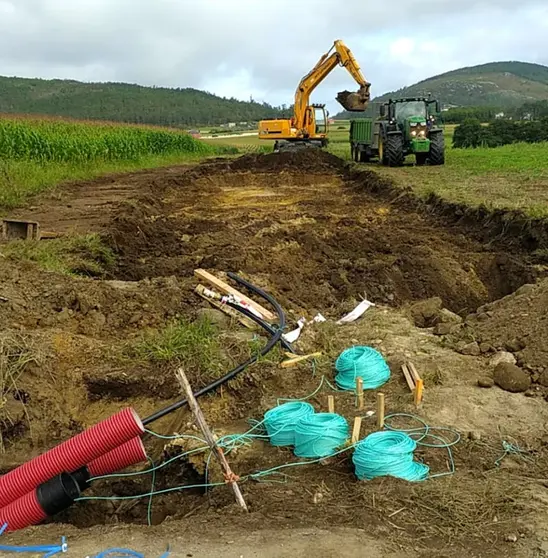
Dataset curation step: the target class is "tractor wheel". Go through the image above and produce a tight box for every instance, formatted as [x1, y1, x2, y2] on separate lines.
[429, 132, 445, 165]
[385, 134, 404, 167]
[359, 151, 370, 163]
[415, 153, 428, 166]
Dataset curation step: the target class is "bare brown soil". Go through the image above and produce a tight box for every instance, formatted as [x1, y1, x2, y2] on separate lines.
[2, 150, 548, 558]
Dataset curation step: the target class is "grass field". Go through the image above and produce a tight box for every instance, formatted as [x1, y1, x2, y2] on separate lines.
[0, 115, 229, 211]
[206, 121, 548, 217]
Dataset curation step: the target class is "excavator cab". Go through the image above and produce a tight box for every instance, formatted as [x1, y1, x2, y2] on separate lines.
[312, 104, 328, 135]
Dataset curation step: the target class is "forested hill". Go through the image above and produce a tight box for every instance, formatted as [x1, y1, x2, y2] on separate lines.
[0, 76, 286, 127]
[335, 61, 548, 119]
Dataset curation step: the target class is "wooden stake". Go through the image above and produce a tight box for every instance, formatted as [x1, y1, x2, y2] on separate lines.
[356, 377, 364, 411]
[352, 417, 362, 444]
[194, 269, 276, 322]
[376, 392, 385, 429]
[414, 379, 424, 407]
[327, 395, 335, 414]
[175, 368, 248, 512]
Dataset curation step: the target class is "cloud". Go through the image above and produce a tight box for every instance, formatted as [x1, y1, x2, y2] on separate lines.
[0, 0, 547, 112]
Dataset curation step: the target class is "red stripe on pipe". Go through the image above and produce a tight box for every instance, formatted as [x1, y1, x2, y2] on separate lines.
[87, 437, 147, 477]
[0, 408, 143, 508]
[0, 491, 46, 532]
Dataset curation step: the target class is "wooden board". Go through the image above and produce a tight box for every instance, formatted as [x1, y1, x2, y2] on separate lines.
[194, 285, 255, 329]
[280, 352, 322, 369]
[401, 363, 416, 392]
[194, 269, 276, 322]
[407, 361, 422, 383]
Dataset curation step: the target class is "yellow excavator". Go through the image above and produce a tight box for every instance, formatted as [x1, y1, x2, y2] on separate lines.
[258, 40, 370, 151]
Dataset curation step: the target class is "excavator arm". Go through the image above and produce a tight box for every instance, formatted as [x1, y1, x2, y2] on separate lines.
[293, 40, 371, 131]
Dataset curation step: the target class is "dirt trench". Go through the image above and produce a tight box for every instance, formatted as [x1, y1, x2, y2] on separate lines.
[105, 150, 538, 317]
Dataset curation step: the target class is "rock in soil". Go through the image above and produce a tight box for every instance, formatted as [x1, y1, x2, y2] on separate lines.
[489, 351, 517, 367]
[494, 362, 531, 393]
[436, 308, 463, 324]
[477, 377, 494, 388]
[505, 338, 526, 353]
[433, 322, 455, 336]
[538, 370, 548, 387]
[458, 341, 481, 356]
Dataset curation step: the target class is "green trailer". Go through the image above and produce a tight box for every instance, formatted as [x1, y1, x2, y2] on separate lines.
[349, 96, 445, 166]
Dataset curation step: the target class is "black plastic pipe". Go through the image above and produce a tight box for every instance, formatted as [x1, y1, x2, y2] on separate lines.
[37, 472, 81, 517]
[142, 274, 286, 426]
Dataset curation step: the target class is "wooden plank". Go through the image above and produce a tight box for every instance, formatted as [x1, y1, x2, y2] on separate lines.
[327, 395, 335, 414]
[175, 368, 248, 512]
[401, 364, 416, 392]
[376, 392, 385, 429]
[414, 379, 424, 407]
[356, 377, 364, 411]
[194, 285, 255, 329]
[280, 352, 322, 369]
[407, 361, 422, 383]
[352, 417, 362, 444]
[194, 269, 276, 322]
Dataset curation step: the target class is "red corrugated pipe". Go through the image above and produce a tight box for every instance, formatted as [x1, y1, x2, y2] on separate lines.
[87, 436, 147, 477]
[0, 408, 143, 509]
[0, 439, 147, 533]
[0, 491, 45, 533]
[0, 472, 81, 532]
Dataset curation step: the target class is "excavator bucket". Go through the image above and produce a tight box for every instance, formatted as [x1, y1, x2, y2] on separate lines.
[336, 85, 371, 112]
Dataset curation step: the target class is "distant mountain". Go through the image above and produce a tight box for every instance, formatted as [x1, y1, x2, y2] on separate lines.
[0, 76, 286, 127]
[334, 61, 548, 119]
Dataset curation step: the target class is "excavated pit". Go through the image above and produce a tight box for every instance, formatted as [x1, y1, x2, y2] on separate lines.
[105, 150, 538, 317]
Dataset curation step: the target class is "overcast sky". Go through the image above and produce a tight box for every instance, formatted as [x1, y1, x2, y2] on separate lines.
[1, 0, 547, 112]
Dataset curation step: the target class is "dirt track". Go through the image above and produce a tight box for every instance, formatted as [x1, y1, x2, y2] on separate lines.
[2, 150, 548, 557]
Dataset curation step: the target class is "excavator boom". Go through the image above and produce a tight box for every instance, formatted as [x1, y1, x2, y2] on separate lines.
[258, 39, 370, 146]
[293, 40, 370, 129]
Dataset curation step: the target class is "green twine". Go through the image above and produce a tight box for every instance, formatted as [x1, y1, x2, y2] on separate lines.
[335, 346, 390, 391]
[353, 431, 429, 481]
[294, 413, 349, 458]
[263, 402, 315, 446]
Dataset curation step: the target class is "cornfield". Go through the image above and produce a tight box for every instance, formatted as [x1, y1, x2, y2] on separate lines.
[0, 116, 215, 163]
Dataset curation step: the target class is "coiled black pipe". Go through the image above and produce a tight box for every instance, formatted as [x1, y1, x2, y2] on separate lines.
[224, 301, 295, 354]
[142, 274, 286, 426]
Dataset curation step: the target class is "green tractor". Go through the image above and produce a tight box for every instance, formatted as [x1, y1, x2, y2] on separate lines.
[349, 96, 445, 166]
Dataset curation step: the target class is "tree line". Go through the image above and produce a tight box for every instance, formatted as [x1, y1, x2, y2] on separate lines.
[442, 99, 548, 124]
[0, 76, 291, 127]
[453, 117, 548, 148]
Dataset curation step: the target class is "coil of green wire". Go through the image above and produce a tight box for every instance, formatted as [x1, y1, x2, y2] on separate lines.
[335, 346, 390, 391]
[263, 402, 315, 446]
[352, 430, 429, 482]
[294, 413, 349, 458]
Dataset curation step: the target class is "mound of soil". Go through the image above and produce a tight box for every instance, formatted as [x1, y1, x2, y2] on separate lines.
[0, 260, 195, 338]
[462, 280, 548, 373]
[228, 149, 347, 173]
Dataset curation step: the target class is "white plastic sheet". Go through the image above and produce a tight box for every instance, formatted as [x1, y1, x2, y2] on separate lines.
[336, 299, 375, 325]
